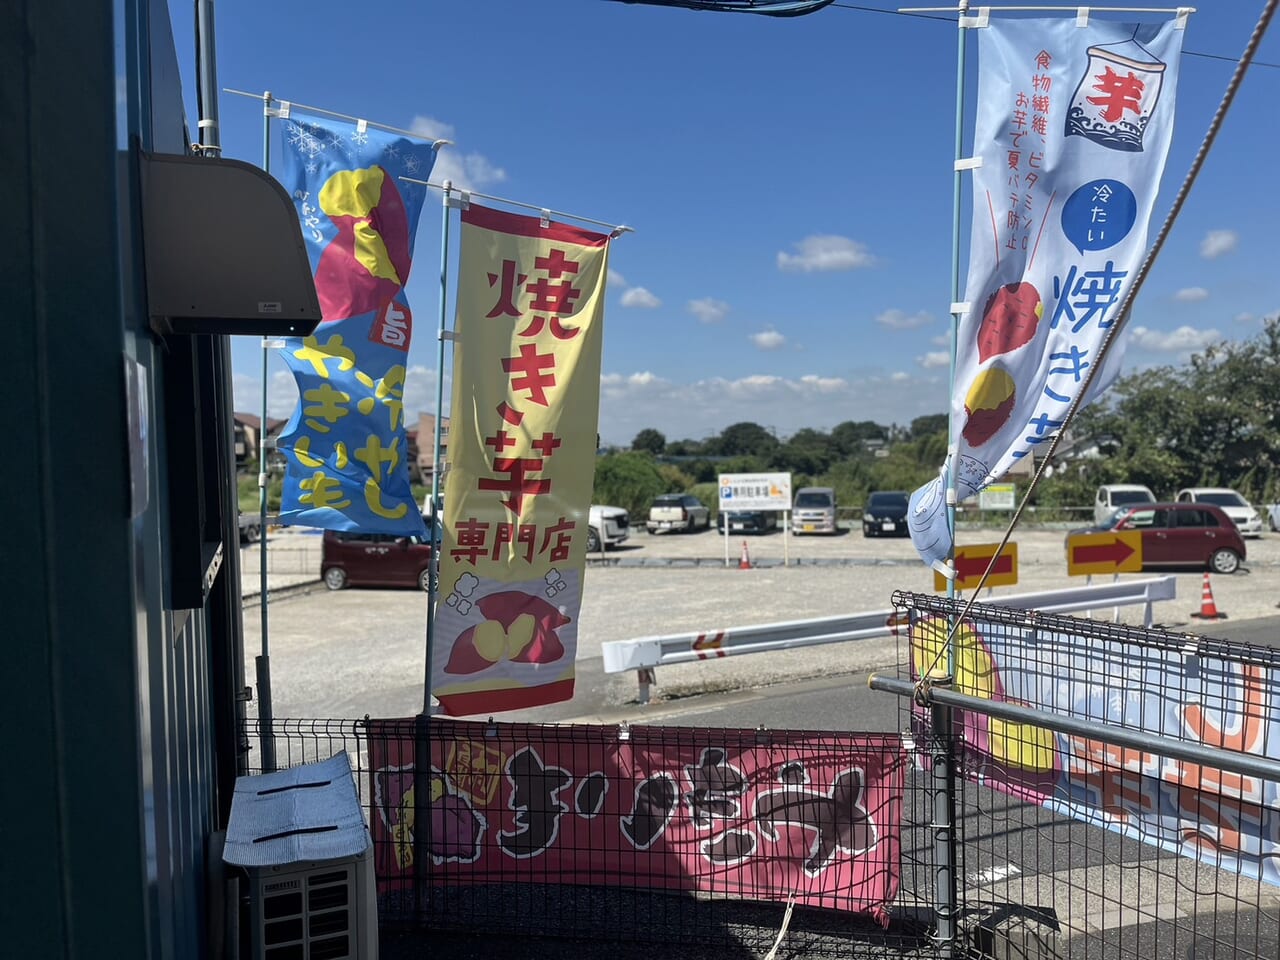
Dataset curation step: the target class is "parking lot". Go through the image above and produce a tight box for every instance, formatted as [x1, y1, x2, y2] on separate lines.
[239, 523, 1280, 724]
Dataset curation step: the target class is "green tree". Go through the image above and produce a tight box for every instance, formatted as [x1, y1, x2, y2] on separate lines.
[631, 428, 666, 455]
[831, 419, 889, 457]
[773, 427, 833, 475]
[908, 413, 949, 441]
[591, 452, 667, 519]
[713, 421, 779, 458]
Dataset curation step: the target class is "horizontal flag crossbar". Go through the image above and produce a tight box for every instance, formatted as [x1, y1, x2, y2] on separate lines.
[898, 6, 1196, 14]
[222, 88, 453, 145]
[601, 577, 1177, 674]
[398, 176, 634, 236]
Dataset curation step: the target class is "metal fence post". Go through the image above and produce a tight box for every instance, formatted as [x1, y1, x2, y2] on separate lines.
[929, 675, 960, 958]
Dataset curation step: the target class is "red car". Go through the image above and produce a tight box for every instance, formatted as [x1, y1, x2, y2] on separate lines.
[1074, 502, 1247, 575]
[321, 529, 435, 591]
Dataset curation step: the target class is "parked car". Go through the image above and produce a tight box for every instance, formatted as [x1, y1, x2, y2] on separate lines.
[862, 490, 910, 538]
[716, 510, 779, 534]
[321, 527, 436, 591]
[792, 486, 838, 535]
[238, 512, 263, 543]
[587, 504, 630, 552]
[1174, 487, 1264, 538]
[1093, 483, 1156, 527]
[646, 493, 711, 534]
[1066, 502, 1247, 574]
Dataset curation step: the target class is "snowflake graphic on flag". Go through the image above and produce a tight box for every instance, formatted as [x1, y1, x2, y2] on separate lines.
[287, 123, 327, 159]
[350, 128, 369, 147]
[404, 153, 422, 174]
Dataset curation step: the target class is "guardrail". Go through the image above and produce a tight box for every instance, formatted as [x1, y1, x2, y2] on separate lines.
[601, 577, 1177, 702]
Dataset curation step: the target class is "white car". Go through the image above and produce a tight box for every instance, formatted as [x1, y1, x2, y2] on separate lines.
[587, 505, 630, 552]
[1174, 487, 1264, 538]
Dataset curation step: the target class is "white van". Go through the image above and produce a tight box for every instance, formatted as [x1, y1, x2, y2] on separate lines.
[1093, 484, 1156, 526]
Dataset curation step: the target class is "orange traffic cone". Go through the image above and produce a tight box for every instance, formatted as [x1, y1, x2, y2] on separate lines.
[739, 540, 753, 570]
[1191, 572, 1226, 620]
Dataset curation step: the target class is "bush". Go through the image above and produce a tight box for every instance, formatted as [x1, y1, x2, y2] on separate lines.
[592, 452, 667, 519]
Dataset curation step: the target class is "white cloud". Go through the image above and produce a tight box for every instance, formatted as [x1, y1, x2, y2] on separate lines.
[749, 329, 787, 350]
[875, 308, 933, 330]
[620, 286, 662, 308]
[891, 371, 911, 382]
[409, 115, 506, 192]
[777, 235, 875, 273]
[607, 268, 627, 288]
[799, 374, 848, 392]
[687, 297, 730, 324]
[917, 351, 950, 369]
[1199, 229, 1238, 260]
[930, 333, 950, 347]
[1130, 325, 1222, 353]
[1173, 287, 1209, 302]
[595, 369, 944, 445]
[1235, 312, 1256, 324]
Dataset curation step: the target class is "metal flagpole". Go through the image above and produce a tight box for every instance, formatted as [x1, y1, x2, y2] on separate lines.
[257, 90, 277, 773]
[944, 4, 970, 644]
[936, 4, 971, 956]
[415, 177, 455, 916]
[423, 179, 454, 717]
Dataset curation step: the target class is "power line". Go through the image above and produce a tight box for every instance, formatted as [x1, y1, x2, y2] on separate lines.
[829, 2, 1280, 68]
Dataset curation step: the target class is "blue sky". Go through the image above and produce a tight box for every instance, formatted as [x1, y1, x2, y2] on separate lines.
[169, 0, 1280, 446]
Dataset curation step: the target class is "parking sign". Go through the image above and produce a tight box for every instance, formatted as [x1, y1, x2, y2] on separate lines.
[717, 473, 791, 511]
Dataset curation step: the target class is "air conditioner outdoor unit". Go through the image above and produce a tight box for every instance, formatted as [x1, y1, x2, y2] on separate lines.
[224, 752, 378, 960]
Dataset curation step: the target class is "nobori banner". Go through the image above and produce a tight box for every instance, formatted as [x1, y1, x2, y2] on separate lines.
[719, 472, 792, 511]
[274, 117, 439, 535]
[910, 614, 1280, 886]
[910, 18, 1185, 571]
[367, 719, 905, 920]
[433, 206, 611, 716]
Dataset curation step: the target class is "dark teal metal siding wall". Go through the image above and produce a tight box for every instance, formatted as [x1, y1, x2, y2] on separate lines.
[2, 1, 245, 957]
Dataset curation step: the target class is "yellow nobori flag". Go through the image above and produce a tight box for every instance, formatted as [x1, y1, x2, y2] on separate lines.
[432, 204, 610, 716]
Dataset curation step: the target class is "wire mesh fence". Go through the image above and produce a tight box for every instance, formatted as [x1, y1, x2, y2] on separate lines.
[893, 589, 1280, 959]
[246, 718, 940, 958]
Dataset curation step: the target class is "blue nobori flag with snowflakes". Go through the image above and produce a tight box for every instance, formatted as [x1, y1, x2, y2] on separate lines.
[909, 17, 1184, 572]
[274, 117, 438, 534]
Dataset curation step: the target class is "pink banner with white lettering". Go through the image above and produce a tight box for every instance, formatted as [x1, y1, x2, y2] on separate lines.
[367, 720, 905, 920]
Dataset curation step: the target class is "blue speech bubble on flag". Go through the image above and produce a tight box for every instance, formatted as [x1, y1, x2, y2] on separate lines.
[1061, 179, 1137, 255]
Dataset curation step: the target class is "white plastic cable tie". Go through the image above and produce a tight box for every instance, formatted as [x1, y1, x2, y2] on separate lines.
[198, 118, 217, 129]
[947, 443, 959, 458]
[440, 330, 459, 342]
[540, 208, 552, 229]
[954, 156, 983, 171]
[1076, 7, 1089, 28]
[945, 488, 958, 507]
[263, 338, 286, 349]
[959, 7, 990, 29]
[1175, 7, 1191, 30]
[950, 302, 970, 316]
[258, 473, 268, 488]
[356, 118, 368, 134]
[933, 560, 956, 580]
[277, 100, 291, 119]
[449, 188, 471, 211]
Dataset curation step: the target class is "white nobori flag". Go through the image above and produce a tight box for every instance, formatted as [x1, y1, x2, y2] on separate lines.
[910, 17, 1185, 573]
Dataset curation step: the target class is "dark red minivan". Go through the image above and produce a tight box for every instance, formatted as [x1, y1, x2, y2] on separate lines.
[321, 529, 435, 591]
